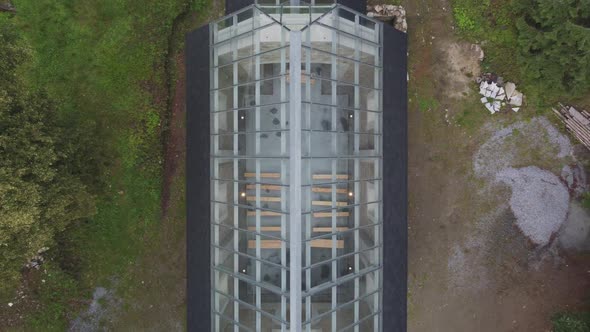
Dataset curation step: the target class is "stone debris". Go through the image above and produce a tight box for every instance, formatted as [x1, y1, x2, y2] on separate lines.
[69, 287, 122, 332]
[367, 4, 407, 33]
[470, 44, 485, 62]
[24, 254, 45, 270]
[477, 73, 524, 114]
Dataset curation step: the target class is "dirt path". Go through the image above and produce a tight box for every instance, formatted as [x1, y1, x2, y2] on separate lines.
[161, 52, 187, 219]
[402, 0, 590, 331]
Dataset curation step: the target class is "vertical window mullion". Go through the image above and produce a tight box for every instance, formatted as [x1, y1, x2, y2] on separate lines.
[231, 14, 240, 332]
[330, 11, 338, 332]
[353, 13, 361, 332]
[280, 25, 288, 332]
[288, 30, 303, 332]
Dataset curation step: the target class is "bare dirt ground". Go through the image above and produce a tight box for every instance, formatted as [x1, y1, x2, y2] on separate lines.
[401, 0, 590, 331]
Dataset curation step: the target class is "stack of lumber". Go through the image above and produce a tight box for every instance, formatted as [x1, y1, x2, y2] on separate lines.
[553, 104, 590, 149]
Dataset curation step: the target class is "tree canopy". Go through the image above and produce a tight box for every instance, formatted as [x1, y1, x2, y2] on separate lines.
[0, 17, 96, 296]
[514, 0, 590, 100]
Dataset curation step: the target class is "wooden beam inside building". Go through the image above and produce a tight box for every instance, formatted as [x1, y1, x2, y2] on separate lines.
[246, 211, 282, 216]
[248, 239, 344, 249]
[244, 172, 281, 178]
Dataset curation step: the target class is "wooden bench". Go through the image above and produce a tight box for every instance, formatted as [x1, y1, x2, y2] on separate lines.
[311, 187, 348, 194]
[248, 239, 344, 249]
[246, 184, 283, 191]
[246, 211, 282, 216]
[246, 185, 346, 195]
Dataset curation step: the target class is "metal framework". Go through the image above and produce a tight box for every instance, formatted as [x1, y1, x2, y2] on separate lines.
[210, 2, 383, 331]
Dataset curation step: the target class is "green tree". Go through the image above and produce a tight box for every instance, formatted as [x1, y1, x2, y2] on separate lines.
[514, 0, 590, 101]
[0, 17, 95, 297]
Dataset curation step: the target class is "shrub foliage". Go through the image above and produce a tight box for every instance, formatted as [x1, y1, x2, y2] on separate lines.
[514, 0, 590, 101]
[0, 18, 96, 297]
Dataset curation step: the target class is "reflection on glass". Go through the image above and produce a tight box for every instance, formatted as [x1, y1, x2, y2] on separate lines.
[210, 3, 383, 331]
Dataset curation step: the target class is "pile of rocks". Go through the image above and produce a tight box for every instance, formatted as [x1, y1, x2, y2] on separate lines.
[23, 246, 49, 270]
[477, 73, 524, 114]
[367, 5, 407, 33]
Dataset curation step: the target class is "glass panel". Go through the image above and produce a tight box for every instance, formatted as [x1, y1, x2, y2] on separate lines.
[360, 40, 379, 66]
[310, 311, 332, 331]
[309, 286, 332, 318]
[211, 5, 383, 330]
[305, 106, 372, 132]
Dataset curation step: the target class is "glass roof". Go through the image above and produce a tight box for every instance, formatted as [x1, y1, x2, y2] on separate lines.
[209, 3, 383, 331]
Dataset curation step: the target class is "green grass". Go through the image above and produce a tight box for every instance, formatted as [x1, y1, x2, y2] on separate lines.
[451, 0, 520, 86]
[5, 0, 211, 329]
[26, 262, 82, 331]
[454, 92, 489, 133]
[552, 311, 590, 332]
[418, 97, 440, 113]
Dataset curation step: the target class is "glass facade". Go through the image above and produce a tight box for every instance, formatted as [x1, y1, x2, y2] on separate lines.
[210, 2, 382, 331]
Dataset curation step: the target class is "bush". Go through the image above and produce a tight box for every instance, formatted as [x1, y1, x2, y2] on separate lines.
[552, 311, 590, 332]
[0, 17, 96, 299]
[453, 7, 477, 32]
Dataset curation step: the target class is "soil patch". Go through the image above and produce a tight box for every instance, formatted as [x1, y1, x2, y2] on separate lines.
[161, 52, 186, 217]
[404, 0, 590, 330]
[437, 40, 482, 99]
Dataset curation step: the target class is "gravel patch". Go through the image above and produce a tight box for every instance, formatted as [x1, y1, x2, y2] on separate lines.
[69, 287, 121, 332]
[474, 117, 573, 178]
[495, 166, 570, 246]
